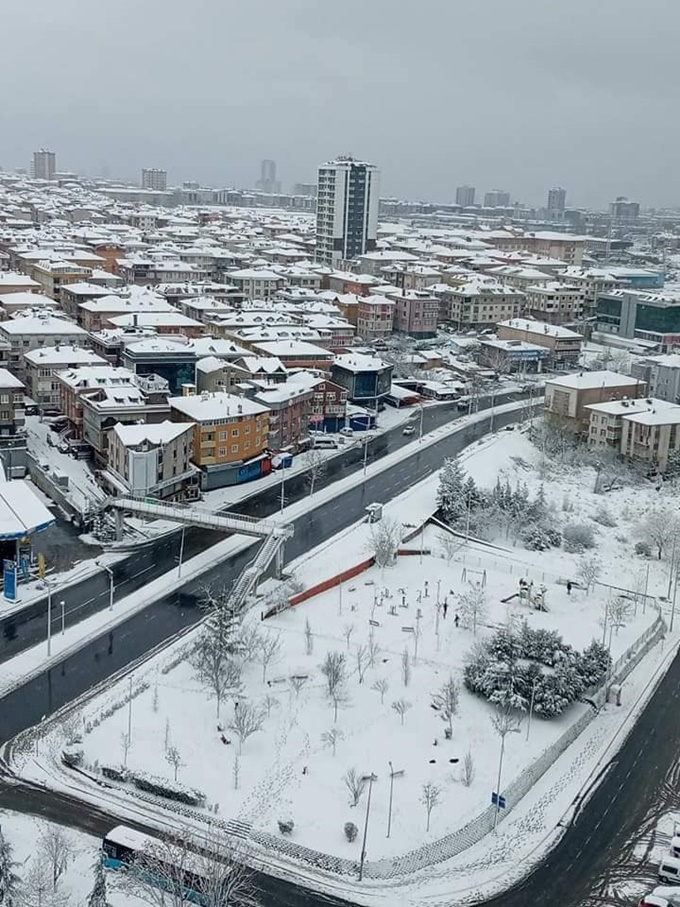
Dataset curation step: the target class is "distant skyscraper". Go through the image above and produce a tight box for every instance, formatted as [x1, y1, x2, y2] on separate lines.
[141, 168, 167, 191]
[32, 149, 56, 181]
[255, 159, 281, 194]
[456, 185, 476, 207]
[293, 182, 317, 198]
[610, 197, 640, 220]
[315, 155, 380, 266]
[547, 187, 567, 213]
[484, 189, 511, 208]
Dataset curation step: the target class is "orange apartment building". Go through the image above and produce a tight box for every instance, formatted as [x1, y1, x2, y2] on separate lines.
[169, 391, 270, 468]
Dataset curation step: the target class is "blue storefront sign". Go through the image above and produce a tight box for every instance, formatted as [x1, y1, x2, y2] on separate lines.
[4, 560, 17, 602]
[20, 556, 30, 582]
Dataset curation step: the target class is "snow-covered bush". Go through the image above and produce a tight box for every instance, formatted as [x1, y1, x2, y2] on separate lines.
[522, 524, 561, 551]
[635, 540, 652, 558]
[464, 626, 611, 718]
[344, 822, 358, 843]
[100, 764, 129, 781]
[278, 819, 295, 835]
[562, 522, 596, 553]
[593, 506, 617, 528]
[61, 746, 83, 767]
[130, 770, 206, 807]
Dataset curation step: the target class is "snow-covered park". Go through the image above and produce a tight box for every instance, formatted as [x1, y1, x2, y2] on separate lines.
[30, 424, 676, 876]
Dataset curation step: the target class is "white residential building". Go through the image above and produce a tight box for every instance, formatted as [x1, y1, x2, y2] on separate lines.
[315, 156, 380, 267]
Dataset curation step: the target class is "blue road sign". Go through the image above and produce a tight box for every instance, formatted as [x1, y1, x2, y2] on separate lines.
[491, 791, 506, 809]
[4, 560, 17, 602]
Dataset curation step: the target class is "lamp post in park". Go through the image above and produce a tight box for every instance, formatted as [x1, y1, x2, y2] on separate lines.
[358, 772, 378, 881]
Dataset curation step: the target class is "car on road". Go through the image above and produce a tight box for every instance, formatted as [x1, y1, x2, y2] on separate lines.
[456, 395, 471, 411]
[339, 426, 354, 437]
[402, 425, 416, 436]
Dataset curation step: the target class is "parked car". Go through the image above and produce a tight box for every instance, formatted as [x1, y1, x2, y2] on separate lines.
[339, 426, 354, 437]
[456, 396, 471, 411]
[402, 425, 416, 436]
[639, 887, 680, 907]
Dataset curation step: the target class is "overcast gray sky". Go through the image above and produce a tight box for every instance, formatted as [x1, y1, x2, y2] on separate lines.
[1, 0, 676, 208]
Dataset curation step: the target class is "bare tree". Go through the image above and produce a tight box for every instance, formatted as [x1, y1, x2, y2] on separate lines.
[431, 676, 460, 736]
[321, 728, 344, 756]
[367, 634, 381, 667]
[461, 748, 475, 787]
[391, 698, 412, 726]
[263, 694, 279, 718]
[371, 678, 389, 704]
[355, 644, 369, 684]
[38, 826, 73, 893]
[578, 555, 601, 595]
[420, 782, 442, 832]
[304, 618, 314, 656]
[491, 707, 522, 739]
[458, 582, 488, 634]
[257, 633, 282, 683]
[233, 754, 240, 791]
[343, 623, 355, 651]
[367, 518, 402, 570]
[235, 625, 262, 662]
[305, 448, 327, 496]
[124, 829, 256, 907]
[608, 595, 633, 636]
[121, 731, 132, 767]
[320, 651, 346, 697]
[343, 768, 367, 807]
[638, 509, 679, 559]
[401, 648, 411, 687]
[164, 718, 171, 753]
[191, 631, 242, 718]
[165, 745, 184, 781]
[20, 861, 68, 907]
[289, 676, 307, 697]
[438, 531, 462, 564]
[229, 701, 266, 754]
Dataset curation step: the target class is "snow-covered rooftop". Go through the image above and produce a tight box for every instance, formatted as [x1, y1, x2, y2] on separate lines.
[499, 319, 582, 339]
[113, 420, 193, 447]
[24, 346, 108, 366]
[548, 370, 645, 391]
[169, 391, 269, 421]
[333, 353, 389, 373]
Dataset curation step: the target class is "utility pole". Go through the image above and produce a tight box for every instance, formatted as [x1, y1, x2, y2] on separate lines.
[386, 762, 404, 839]
[177, 524, 186, 579]
[46, 583, 52, 657]
[358, 773, 377, 880]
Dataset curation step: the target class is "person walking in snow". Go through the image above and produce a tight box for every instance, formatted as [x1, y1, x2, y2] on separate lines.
[443, 599, 448, 619]
[566, 580, 572, 596]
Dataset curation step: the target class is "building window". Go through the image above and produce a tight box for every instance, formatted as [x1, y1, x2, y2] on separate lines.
[218, 447, 226, 456]
[219, 431, 227, 440]
[0, 395, 8, 404]
[231, 444, 238, 453]
[231, 428, 239, 437]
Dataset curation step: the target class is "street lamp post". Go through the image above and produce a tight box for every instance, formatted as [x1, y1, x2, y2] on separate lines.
[525, 678, 538, 742]
[177, 525, 186, 579]
[386, 762, 404, 839]
[46, 583, 52, 657]
[60, 600, 65, 636]
[280, 462, 287, 513]
[418, 404, 424, 443]
[97, 562, 114, 610]
[358, 772, 377, 881]
[363, 435, 370, 476]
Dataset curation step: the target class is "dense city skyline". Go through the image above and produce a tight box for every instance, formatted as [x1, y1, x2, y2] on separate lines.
[1, 0, 677, 208]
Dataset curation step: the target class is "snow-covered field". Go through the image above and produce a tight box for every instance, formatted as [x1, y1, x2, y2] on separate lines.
[35, 428, 672, 872]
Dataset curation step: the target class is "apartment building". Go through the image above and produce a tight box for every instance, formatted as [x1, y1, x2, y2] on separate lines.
[0, 369, 25, 437]
[254, 382, 314, 452]
[81, 381, 171, 463]
[631, 354, 680, 404]
[77, 294, 175, 332]
[228, 269, 286, 300]
[0, 313, 89, 381]
[544, 370, 646, 435]
[169, 391, 270, 487]
[523, 281, 585, 325]
[0, 272, 42, 295]
[106, 311, 204, 337]
[24, 346, 108, 409]
[387, 290, 439, 338]
[357, 295, 394, 340]
[286, 370, 348, 432]
[105, 421, 198, 502]
[30, 260, 94, 301]
[58, 366, 139, 437]
[497, 319, 583, 369]
[437, 280, 523, 330]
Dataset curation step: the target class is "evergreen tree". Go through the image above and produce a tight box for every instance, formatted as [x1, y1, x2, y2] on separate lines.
[0, 825, 19, 907]
[437, 458, 468, 525]
[87, 857, 109, 907]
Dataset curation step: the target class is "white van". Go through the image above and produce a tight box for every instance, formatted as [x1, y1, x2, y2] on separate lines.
[312, 436, 338, 449]
[659, 856, 680, 885]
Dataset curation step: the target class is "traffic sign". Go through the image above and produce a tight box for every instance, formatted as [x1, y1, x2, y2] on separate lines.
[491, 791, 506, 809]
